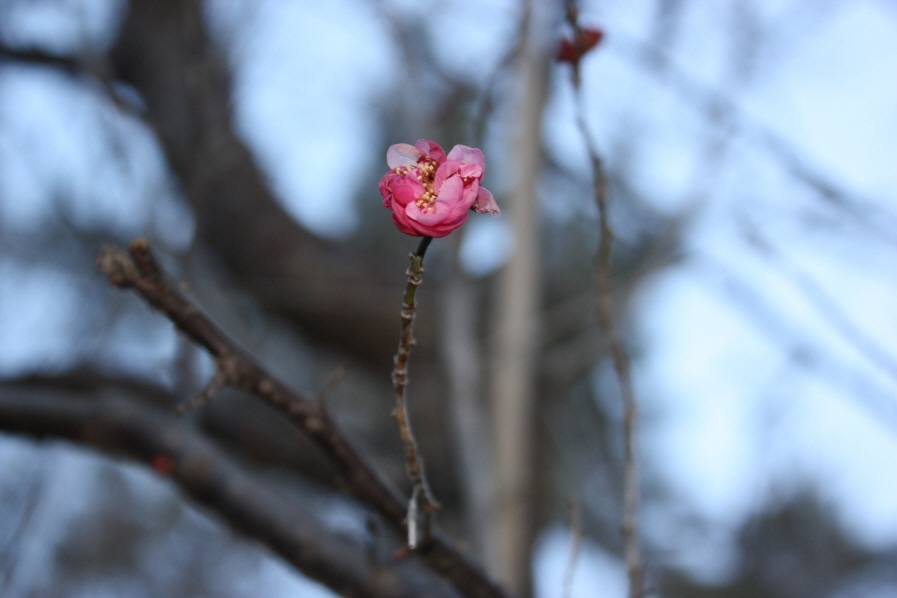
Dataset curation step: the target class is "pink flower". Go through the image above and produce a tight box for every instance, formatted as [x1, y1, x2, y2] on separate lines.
[379, 139, 500, 238]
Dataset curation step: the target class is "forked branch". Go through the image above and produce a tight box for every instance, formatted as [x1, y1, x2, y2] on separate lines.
[96, 239, 511, 598]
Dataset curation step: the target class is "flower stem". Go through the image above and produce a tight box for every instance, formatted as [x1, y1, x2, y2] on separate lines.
[392, 235, 439, 549]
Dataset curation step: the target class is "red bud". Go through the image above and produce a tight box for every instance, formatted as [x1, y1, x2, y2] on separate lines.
[152, 454, 174, 475]
[557, 26, 604, 66]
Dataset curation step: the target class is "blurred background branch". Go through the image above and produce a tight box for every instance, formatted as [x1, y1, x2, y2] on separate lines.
[0, 378, 461, 598]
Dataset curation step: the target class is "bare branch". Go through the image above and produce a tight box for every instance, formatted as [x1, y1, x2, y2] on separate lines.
[611, 34, 897, 245]
[0, 383, 460, 598]
[176, 368, 228, 414]
[562, 498, 583, 598]
[742, 223, 897, 387]
[316, 366, 348, 407]
[0, 44, 143, 117]
[0, 454, 46, 595]
[563, 3, 644, 596]
[0, 46, 85, 75]
[96, 239, 512, 598]
[391, 237, 440, 548]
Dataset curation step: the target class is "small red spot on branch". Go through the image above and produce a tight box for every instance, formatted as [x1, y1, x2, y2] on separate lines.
[558, 27, 604, 67]
[152, 454, 174, 475]
[392, 547, 409, 561]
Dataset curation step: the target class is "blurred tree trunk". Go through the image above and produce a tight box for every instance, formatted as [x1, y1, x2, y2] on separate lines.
[442, 258, 496, 562]
[488, 1, 553, 594]
[110, 0, 425, 369]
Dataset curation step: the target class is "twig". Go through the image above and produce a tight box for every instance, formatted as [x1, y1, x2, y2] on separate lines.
[175, 368, 227, 414]
[563, 3, 644, 597]
[407, 485, 421, 550]
[0, 45, 144, 118]
[391, 236, 440, 549]
[742, 222, 897, 386]
[96, 239, 511, 598]
[695, 254, 897, 432]
[609, 34, 897, 246]
[562, 497, 583, 598]
[0, 46, 84, 75]
[0, 456, 47, 596]
[315, 366, 347, 408]
[469, 0, 532, 145]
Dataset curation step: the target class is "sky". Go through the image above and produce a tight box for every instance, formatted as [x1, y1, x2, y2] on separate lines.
[1, 0, 896, 596]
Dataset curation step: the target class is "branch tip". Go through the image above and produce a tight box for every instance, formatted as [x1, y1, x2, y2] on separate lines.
[315, 366, 347, 410]
[176, 370, 228, 415]
[128, 238, 161, 278]
[96, 244, 138, 287]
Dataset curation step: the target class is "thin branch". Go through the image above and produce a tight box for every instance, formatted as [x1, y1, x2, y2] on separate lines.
[0, 44, 143, 118]
[695, 254, 897, 433]
[562, 498, 583, 598]
[742, 223, 897, 387]
[0, 456, 47, 596]
[469, 0, 532, 145]
[316, 366, 347, 408]
[95, 239, 511, 598]
[610, 33, 897, 246]
[563, 3, 644, 597]
[391, 236, 440, 549]
[0, 384, 457, 598]
[0, 46, 84, 75]
[176, 368, 228, 414]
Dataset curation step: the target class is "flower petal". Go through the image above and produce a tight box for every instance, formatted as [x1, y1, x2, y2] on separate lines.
[458, 162, 483, 179]
[434, 174, 464, 207]
[458, 179, 480, 212]
[473, 186, 500, 215]
[447, 145, 485, 170]
[387, 143, 425, 168]
[391, 212, 421, 236]
[406, 199, 450, 225]
[433, 161, 460, 194]
[415, 139, 447, 163]
[391, 180, 424, 207]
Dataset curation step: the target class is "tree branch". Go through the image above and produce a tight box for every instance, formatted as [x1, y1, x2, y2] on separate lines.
[95, 239, 512, 598]
[0, 46, 84, 75]
[0, 383, 458, 598]
[0, 44, 143, 117]
[564, 3, 644, 596]
[610, 33, 897, 246]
